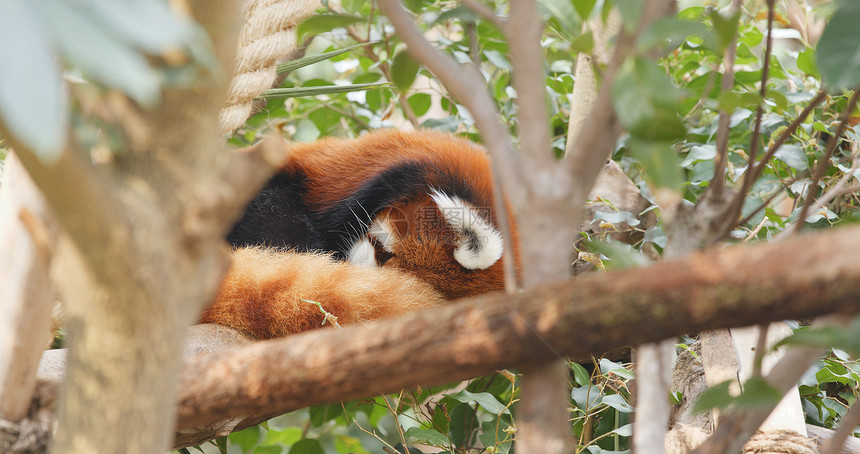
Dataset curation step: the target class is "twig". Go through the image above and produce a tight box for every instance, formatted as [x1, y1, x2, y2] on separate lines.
[741, 211, 771, 241]
[718, 0, 778, 240]
[748, 91, 827, 184]
[790, 89, 860, 236]
[377, 0, 522, 293]
[777, 150, 860, 240]
[382, 393, 409, 449]
[709, 0, 743, 197]
[343, 28, 420, 129]
[398, 93, 421, 128]
[460, 0, 507, 31]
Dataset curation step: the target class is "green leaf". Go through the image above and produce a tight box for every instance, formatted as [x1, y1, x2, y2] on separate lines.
[629, 139, 683, 192]
[449, 403, 479, 448]
[391, 51, 420, 91]
[309, 403, 343, 426]
[680, 144, 716, 168]
[773, 144, 809, 170]
[584, 239, 650, 270]
[612, 57, 686, 142]
[445, 390, 510, 415]
[735, 378, 782, 409]
[572, 0, 598, 20]
[570, 362, 592, 387]
[405, 427, 449, 446]
[615, 0, 643, 32]
[261, 83, 388, 99]
[601, 394, 634, 414]
[599, 358, 635, 379]
[80, 0, 194, 54]
[692, 380, 734, 414]
[484, 50, 512, 71]
[816, 1, 860, 90]
[262, 427, 303, 447]
[436, 5, 480, 24]
[538, 0, 580, 38]
[479, 420, 512, 454]
[797, 47, 820, 78]
[637, 18, 718, 52]
[0, 0, 67, 162]
[34, 0, 161, 106]
[709, 9, 740, 52]
[278, 42, 377, 74]
[228, 426, 261, 452]
[403, 0, 423, 14]
[571, 385, 602, 410]
[612, 423, 634, 436]
[297, 14, 363, 40]
[570, 31, 594, 53]
[407, 93, 432, 116]
[779, 320, 860, 358]
[288, 439, 324, 454]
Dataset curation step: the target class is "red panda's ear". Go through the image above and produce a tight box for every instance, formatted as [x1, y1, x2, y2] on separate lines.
[430, 190, 504, 270]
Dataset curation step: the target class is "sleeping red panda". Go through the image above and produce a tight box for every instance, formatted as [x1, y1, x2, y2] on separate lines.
[201, 129, 518, 338]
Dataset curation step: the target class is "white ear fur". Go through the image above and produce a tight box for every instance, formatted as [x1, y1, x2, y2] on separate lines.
[347, 237, 377, 268]
[430, 190, 503, 270]
[368, 217, 397, 253]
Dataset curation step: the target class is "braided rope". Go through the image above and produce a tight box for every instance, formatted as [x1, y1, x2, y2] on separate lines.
[743, 430, 817, 454]
[219, 0, 320, 135]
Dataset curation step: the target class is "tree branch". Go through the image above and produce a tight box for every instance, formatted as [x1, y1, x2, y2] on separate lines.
[719, 0, 777, 239]
[790, 89, 860, 236]
[709, 0, 742, 197]
[460, 0, 506, 31]
[377, 0, 522, 292]
[174, 223, 860, 432]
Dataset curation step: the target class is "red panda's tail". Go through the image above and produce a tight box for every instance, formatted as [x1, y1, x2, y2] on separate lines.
[202, 247, 445, 339]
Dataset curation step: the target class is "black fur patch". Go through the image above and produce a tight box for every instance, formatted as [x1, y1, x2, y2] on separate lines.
[226, 172, 325, 251]
[316, 161, 427, 257]
[433, 173, 493, 217]
[228, 158, 497, 261]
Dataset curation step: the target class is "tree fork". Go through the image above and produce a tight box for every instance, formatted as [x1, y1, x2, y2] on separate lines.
[175, 223, 860, 431]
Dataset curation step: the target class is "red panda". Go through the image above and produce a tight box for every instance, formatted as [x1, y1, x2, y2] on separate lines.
[202, 130, 518, 338]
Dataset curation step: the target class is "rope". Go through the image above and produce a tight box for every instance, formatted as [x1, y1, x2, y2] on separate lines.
[743, 430, 818, 454]
[219, 0, 320, 136]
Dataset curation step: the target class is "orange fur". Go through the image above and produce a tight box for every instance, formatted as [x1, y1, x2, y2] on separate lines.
[284, 130, 519, 299]
[204, 130, 519, 339]
[202, 247, 444, 338]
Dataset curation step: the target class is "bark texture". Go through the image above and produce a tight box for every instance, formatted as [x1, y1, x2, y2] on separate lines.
[174, 223, 860, 431]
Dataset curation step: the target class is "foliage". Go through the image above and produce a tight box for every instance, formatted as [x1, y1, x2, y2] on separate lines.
[0, 0, 209, 162]
[2, 0, 859, 451]
[184, 0, 860, 451]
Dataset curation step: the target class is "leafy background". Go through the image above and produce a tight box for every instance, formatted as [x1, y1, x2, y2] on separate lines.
[2, 0, 860, 452]
[184, 0, 860, 452]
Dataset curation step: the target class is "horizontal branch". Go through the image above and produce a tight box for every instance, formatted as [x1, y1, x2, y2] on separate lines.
[175, 223, 860, 432]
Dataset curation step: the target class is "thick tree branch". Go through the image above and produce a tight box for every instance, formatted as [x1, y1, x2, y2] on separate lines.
[175, 223, 860, 431]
